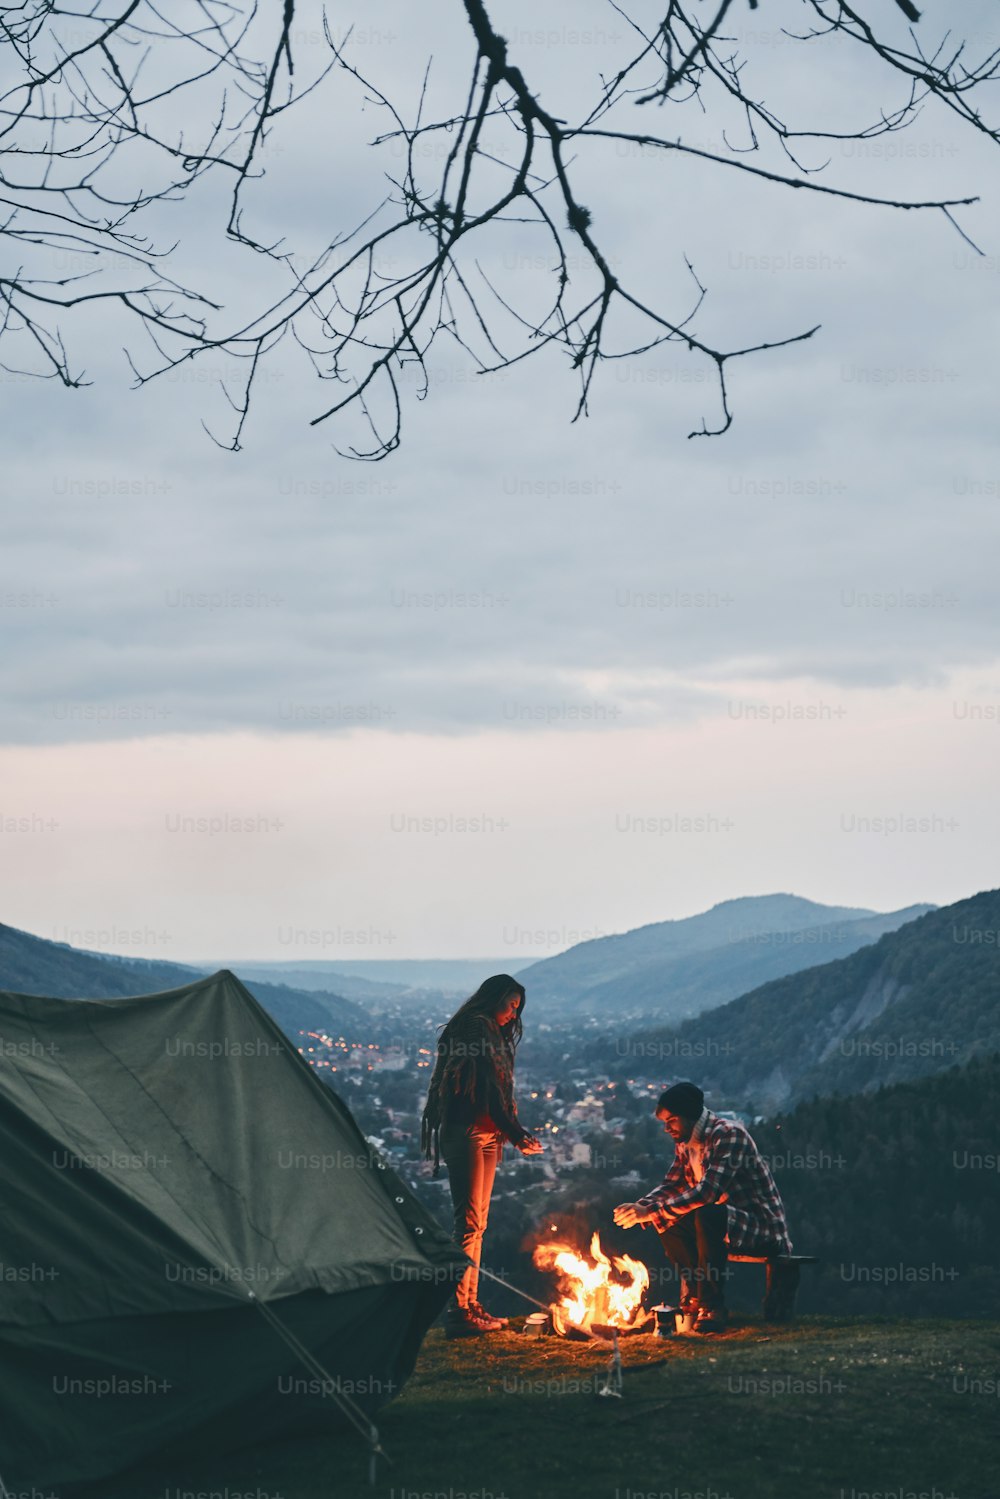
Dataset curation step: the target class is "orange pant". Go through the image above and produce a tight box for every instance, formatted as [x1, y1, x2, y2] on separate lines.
[440, 1119, 503, 1307]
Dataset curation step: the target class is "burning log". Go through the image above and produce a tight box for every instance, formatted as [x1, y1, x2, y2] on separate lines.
[532, 1229, 652, 1338]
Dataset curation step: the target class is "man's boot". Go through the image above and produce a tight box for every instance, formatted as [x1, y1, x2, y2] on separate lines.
[693, 1281, 728, 1333]
[679, 1274, 699, 1313]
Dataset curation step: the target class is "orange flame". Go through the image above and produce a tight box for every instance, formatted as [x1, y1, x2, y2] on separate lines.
[533, 1230, 649, 1334]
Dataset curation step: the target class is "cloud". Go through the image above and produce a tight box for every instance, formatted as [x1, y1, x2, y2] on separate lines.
[3, 0, 999, 750]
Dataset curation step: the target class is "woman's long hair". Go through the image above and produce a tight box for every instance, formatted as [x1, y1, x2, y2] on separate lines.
[441, 973, 526, 1051]
[421, 974, 527, 1170]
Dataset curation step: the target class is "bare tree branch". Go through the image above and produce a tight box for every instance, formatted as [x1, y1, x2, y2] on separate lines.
[0, 0, 998, 453]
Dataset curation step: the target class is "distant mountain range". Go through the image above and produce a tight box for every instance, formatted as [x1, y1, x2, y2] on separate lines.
[207, 961, 407, 1005]
[2, 892, 947, 1052]
[618, 888, 1000, 1108]
[516, 894, 934, 1020]
[0, 924, 367, 1038]
[209, 958, 536, 1001]
[12, 885, 985, 1106]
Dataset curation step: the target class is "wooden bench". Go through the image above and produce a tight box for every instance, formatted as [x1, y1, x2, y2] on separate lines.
[728, 1253, 818, 1322]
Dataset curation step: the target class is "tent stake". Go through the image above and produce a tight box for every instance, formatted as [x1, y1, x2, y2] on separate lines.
[597, 1330, 624, 1399]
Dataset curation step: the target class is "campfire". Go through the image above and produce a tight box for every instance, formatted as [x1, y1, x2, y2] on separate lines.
[532, 1229, 651, 1337]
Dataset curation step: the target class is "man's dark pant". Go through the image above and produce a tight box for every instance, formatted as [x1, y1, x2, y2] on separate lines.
[655, 1205, 729, 1308]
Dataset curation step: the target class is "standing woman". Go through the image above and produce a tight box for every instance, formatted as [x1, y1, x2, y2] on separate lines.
[421, 974, 542, 1337]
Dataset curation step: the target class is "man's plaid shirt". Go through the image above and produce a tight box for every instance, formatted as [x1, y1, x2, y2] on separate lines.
[637, 1109, 792, 1255]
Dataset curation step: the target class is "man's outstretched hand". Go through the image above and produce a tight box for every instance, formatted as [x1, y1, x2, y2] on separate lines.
[613, 1202, 653, 1229]
[518, 1134, 543, 1155]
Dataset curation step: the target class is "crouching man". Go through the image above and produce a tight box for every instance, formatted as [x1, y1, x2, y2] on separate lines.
[613, 1081, 791, 1333]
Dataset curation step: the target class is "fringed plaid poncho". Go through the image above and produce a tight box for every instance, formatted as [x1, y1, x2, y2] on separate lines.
[420, 1009, 526, 1172]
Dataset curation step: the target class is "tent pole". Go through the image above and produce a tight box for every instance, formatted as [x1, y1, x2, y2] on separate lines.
[477, 1265, 551, 1311]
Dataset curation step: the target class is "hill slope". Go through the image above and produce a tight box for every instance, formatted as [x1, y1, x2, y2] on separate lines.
[750, 1051, 1000, 1314]
[516, 894, 879, 1003]
[626, 888, 1000, 1107]
[514, 894, 934, 1017]
[0, 923, 367, 1036]
[0, 922, 201, 997]
[575, 903, 932, 1020]
[78, 1318, 998, 1499]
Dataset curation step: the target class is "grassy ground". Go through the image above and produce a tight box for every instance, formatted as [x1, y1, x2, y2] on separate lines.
[81, 1315, 999, 1499]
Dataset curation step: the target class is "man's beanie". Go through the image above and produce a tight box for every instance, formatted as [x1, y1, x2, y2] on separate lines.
[658, 1081, 705, 1117]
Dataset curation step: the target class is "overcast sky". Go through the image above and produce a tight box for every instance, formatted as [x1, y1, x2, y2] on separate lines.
[2, 1, 998, 963]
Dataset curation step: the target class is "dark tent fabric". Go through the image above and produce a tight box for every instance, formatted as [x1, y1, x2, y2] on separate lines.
[0, 970, 466, 1491]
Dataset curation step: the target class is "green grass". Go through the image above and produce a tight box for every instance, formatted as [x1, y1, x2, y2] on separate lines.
[84, 1316, 999, 1499]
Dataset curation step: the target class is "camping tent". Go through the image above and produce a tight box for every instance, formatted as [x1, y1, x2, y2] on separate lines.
[0, 969, 466, 1491]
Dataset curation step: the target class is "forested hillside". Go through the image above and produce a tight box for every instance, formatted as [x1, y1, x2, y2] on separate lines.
[468, 1053, 1000, 1322]
[616, 889, 1000, 1107]
[0, 923, 367, 1034]
[752, 1052, 1000, 1316]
